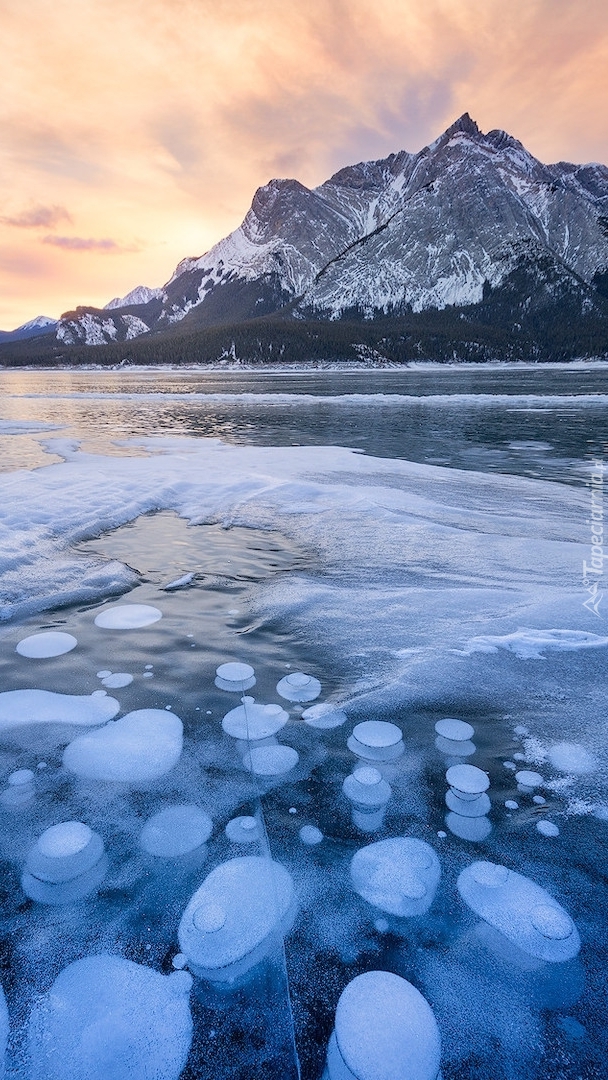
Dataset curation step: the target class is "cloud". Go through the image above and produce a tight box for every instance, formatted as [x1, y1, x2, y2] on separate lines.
[42, 235, 138, 253]
[1, 204, 72, 229]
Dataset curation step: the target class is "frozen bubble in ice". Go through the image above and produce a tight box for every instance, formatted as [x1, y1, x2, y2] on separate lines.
[94, 604, 162, 629]
[63, 709, 183, 784]
[225, 816, 260, 844]
[178, 856, 297, 982]
[276, 672, 321, 702]
[503, 761, 517, 770]
[350, 837, 440, 917]
[513, 753, 525, 761]
[516, 770, 543, 792]
[96, 670, 112, 679]
[533, 795, 546, 805]
[25, 821, 104, 883]
[27, 954, 192, 1080]
[222, 700, 288, 741]
[215, 662, 256, 692]
[437, 830, 447, 838]
[242, 744, 299, 777]
[145, 664, 154, 670]
[172, 954, 187, 970]
[299, 825, 323, 846]
[458, 860, 579, 962]
[302, 703, 347, 729]
[8, 768, 35, 786]
[446, 812, 492, 841]
[343, 768, 391, 810]
[288, 807, 297, 814]
[435, 735, 476, 758]
[16, 631, 77, 659]
[514, 725, 529, 736]
[537, 820, 559, 838]
[143, 672, 154, 678]
[348, 721, 404, 762]
[0, 768, 36, 808]
[0, 689, 119, 734]
[140, 805, 212, 857]
[325, 970, 441, 1080]
[434, 718, 475, 741]
[548, 742, 596, 775]
[374, 918, 389, 933]
[22, 854, 108, 905]
[505, 800, 519, 810]
[101, 673, 133, 689]
[445, 789, 491, 818]
[446, 763, 490, 796]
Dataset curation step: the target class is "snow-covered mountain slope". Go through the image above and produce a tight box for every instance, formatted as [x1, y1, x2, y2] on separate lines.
[54, 113, 608, 345]
[104, 285, 164, 310]
[0, 315, 57, 342]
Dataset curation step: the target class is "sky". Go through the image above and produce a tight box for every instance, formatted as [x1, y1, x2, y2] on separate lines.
[1, 0, 607, 329]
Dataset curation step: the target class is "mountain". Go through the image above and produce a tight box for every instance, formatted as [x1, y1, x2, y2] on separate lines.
[0, 315, 58, 342]
[5, 114, 608, 361]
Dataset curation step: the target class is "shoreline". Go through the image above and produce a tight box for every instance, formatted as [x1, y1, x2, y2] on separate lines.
[2, 358, 608, 375]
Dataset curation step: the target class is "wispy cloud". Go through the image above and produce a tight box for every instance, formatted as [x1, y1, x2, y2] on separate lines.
[42, 235, 138, 253]
[1, 204, 72, 229]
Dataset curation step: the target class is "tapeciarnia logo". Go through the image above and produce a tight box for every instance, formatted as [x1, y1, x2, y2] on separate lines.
[582, 460, 604, 616]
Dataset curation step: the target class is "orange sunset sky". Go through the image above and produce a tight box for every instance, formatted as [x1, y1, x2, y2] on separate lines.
[1, 0, 607, 329]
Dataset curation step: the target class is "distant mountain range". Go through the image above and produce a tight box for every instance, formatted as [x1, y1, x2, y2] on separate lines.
[3, 114, 608, 364]
[0, 315, 57, 343]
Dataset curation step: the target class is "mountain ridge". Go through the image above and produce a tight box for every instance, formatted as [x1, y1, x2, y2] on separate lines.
[3, 113, 608, 363]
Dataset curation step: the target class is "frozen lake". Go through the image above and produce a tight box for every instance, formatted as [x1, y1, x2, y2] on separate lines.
[0, 365, 607, 1079]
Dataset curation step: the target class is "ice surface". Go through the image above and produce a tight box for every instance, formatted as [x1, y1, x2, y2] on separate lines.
[222, 698, 288, 740]
[94, 604, 162, 629]
[0, 984, 7, 1080]
[276, 672, 321, 702]
[140, 805, 212, 857]
[327, 970, 441, 1080]
[458, 861, 580, 962]
[302, 702, 347, 728]
[178, 856, 296, 982]
[63, 709, 183, 783]
[548, 742, 596, 774]
[242, 744, 299, 776]
[350, 837, 440, 917]
[27, 955, 192, 1080]
[100, 673, 133, 688]
[16, 631, 77, 658]
[0, 689, 119, 734]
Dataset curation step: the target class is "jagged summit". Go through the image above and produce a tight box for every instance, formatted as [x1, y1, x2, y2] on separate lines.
[49, 112, 608, 348]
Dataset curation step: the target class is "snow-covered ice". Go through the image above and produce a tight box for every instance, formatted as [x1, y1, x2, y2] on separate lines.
[548, 742, 596, 774]
[27, 955, 192, 1080]
[63, 709, 183, 783]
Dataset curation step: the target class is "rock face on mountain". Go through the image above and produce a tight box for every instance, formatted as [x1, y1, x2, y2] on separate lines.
[54, 113, 608, 347]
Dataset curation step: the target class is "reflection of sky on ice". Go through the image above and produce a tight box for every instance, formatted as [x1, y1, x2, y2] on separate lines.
[0, 368, 607, 1078]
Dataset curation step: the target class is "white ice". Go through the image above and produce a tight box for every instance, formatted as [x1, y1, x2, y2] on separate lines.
[140, 805, 212, 857]
[178, 856, 296, 982]
[350, 837, 441, 917]
[164, 572, 195, 591]
[94, 604, 162, 629]
[63, 709, 183, 783]
[0, 689, 119, 734]
[326, 970, 441, 1080]
[460, 627, 608, 659]
[457, 861, 580, 962]
[16, 631, 77, 658]
[548, 742, 596, 774]
[27, 955, 192, 1080]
